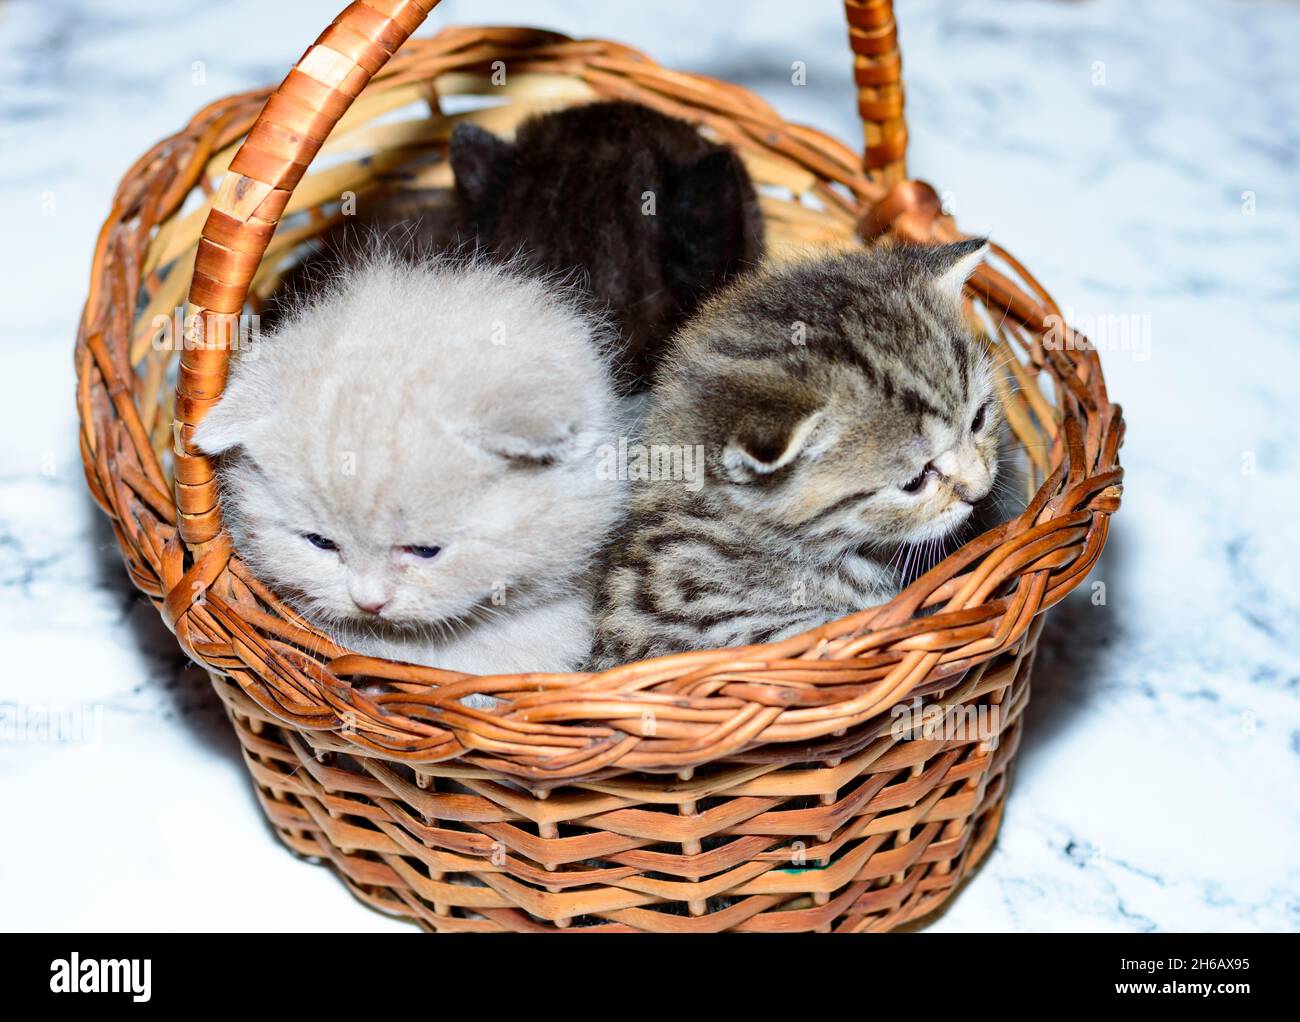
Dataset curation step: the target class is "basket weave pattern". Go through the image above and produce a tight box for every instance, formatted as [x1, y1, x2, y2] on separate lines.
[75, 0, 1123, 931]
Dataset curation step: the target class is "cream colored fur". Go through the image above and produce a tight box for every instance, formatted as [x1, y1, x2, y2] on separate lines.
[195, 252, 625, 695]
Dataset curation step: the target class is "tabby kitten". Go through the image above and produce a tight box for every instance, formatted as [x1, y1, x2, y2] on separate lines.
[589, 239, 1000, 669]
[450, 101, 765, 390]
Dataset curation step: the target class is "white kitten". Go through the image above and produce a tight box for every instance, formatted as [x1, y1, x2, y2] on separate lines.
[195, 251, 625, 699]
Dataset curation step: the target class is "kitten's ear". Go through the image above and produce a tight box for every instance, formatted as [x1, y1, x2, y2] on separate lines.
[668, 148, 762, 266]
[674, 149, 744, 210]
[930, 238, 989, 300]
[462, 402, 586, 467]
[470, 428, 578, 467]
[450, 123, 514, 209]
[722, 392, 830, 483]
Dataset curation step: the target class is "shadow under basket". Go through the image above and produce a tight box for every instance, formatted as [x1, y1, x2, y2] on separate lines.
[76, 0, 1124, 932]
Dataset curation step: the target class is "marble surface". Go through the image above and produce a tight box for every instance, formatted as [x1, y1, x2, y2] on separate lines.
[1, 0, 1297, 932]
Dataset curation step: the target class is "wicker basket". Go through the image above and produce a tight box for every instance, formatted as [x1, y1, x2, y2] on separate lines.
[76, 0, 1124, 932]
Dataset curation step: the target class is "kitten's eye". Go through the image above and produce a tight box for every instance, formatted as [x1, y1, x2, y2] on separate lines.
[303, 533, 337, 551]
[900, 468, 929, 494]
[971, 402, 988, 434]
[403, 545, 442, 560]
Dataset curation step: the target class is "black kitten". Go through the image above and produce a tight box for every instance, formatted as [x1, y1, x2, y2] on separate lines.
[451, 101, 765, 391]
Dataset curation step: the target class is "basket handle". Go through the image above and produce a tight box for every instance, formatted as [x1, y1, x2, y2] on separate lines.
[175, 0, 439, 543]
[845, 0, 907, 183]
[173, 0, 906, 543]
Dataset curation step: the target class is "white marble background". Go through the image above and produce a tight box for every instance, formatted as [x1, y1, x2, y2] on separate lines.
[0, 0, 1296, 932]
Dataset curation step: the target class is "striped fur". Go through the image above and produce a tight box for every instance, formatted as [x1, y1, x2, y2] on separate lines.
[589, 240, 1003, 669]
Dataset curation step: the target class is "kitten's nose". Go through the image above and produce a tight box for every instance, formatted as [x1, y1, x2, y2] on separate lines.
[953, 481, 989, 504]
[949, 450, 992, 504]
[349, 575, 389, 615]
[953, 468, 992, 504]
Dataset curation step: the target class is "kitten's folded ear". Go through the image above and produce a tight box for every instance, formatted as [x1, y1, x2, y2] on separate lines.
[468, 427, 579, 467]
[462, 399, 592, 467]
[721, 388, 830, 484]
[450, 123, 514, 210]
[929, 238, 989, 299]
[672, 149, 744, 211]
[667, 147, 764, 275]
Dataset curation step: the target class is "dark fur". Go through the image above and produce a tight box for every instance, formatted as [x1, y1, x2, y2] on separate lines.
[451, 101, 765, 391]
